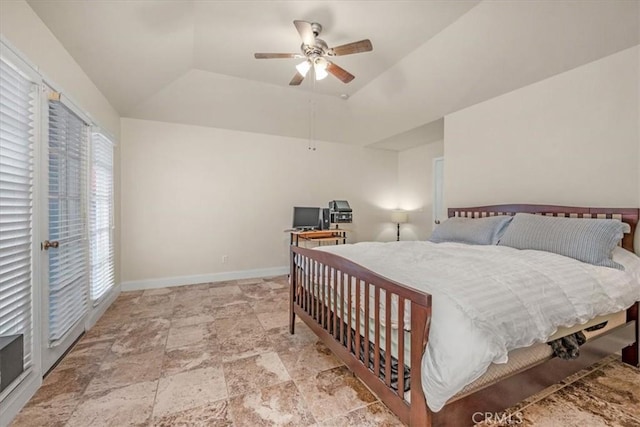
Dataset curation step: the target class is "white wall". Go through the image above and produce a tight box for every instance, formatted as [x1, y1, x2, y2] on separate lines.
[0, 0, 119, 136]
[444, 45, 639, 210]
[398, 141, 444, 240]
[120, 118, 399, 286]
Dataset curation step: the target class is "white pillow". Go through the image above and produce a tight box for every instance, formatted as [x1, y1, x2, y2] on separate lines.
[612, 246, 640, 283]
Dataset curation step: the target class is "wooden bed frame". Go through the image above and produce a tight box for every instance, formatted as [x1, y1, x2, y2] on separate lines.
[289, 204, 640, 426]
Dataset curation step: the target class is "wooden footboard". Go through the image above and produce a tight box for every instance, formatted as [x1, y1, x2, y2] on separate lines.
[290, 246, 433, 426]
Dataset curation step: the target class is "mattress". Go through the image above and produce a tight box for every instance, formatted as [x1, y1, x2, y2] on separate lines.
[315, 279, 626, 399]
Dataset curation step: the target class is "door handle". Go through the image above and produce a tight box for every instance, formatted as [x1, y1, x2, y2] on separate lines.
[434, 220, 441, 225]
[42, 240, 59, 250]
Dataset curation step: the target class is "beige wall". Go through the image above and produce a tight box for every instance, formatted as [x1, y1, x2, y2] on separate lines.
[398, 141, 444, 240]
[444, 46, 639, 210]
[0, 0, 119, 136]
[120, 118, 399, 285]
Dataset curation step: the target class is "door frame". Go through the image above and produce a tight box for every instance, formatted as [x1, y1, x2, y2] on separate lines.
[432, 156, 444, 230]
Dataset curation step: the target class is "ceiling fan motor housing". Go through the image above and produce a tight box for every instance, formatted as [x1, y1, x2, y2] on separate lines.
[301, 38, 328, 57]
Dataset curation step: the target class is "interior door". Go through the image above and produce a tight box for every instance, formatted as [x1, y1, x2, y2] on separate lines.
[432, 157, 445, 229]
[40, 93, 89, 372]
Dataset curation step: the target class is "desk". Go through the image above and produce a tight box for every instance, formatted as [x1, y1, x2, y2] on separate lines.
[290, 229, 347, 246]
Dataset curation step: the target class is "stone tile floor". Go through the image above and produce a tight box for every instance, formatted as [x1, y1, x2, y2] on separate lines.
[10, 276, 640, 426]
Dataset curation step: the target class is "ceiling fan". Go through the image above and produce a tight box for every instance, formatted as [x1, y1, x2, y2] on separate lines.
[254, 20, 373, 86]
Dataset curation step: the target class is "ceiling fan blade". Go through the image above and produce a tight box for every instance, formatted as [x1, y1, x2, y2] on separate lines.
[329, 39, 373, 56]
[293, 20, 315, 45]
[327, 61, 355, 84]
[289, 72, 305, 86]
[254, 53, 303, 59]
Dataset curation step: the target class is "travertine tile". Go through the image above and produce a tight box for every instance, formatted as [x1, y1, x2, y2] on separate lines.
[223, 352, 291, 396]
[162, 343, 221, 377]
[138, 293, 175, 306]
[268, 322, 340, 381]
[153, 366, 227, 418]
[66, 380, 157, 427]
[211, 302, 254, 319]
[84, 350, 164, 394]
[228, 381, 315, 426]
[587, 360, 640, 418]
[269, 322, 320, 348]
[166, 322, 216, 349]
[172, 299, 214, 319]
[10, 392, 80, 427]
[215, 314, 274, 362]
[150, 400, 233, 427]
[172, 288, 213, 305]
[209, 284, 243, 298]
[171, 313, 217, 328]
[294, 365, 377, 422]
[276, 340, 343, 380]
[239, 282, 286, 300]
[128, 301, 174, 320]
[142, 287, 175, 297]
[236, 278, 265, 286]
[250, 295, 289, 314]
[256, 310, 290, 331]
[29, 363, 98, 406]
[109, 317, 170, 356]
[209, 284, 251, 308]
[318, 402, 404, 427]
[57, 339, 114, 369]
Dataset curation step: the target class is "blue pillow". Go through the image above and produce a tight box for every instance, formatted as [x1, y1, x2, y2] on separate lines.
[429, 216, 513, 245]
[498, 213, 625, 269]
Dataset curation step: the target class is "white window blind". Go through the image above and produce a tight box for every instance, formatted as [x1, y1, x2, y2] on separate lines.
[0, 58, 35, 369]
[47, 100, 89, 343]
[89, 132, 114, 303]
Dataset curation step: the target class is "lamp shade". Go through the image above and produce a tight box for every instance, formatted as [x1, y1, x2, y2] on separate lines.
[314, 57, 329, 80]
[296, 60, 311, 77]
[391, 210, 408, 224]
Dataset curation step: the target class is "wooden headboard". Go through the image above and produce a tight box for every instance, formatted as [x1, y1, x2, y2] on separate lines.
[447, 204, 639, 252]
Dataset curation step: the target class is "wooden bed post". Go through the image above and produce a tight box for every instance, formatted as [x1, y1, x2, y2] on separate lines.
[410, 301, 432, 426]
[289, 249, 296, 335]
[622, 302, 639, 367]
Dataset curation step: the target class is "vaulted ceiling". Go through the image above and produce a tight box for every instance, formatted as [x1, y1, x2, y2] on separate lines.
[28, 0, 639, 148]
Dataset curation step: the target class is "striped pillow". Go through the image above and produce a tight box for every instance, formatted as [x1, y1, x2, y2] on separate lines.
[429, 216, 513, 245]
[498, 213, 625, 269]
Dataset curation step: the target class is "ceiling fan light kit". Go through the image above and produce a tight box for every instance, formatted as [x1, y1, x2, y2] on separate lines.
[254, 20, 373, 85]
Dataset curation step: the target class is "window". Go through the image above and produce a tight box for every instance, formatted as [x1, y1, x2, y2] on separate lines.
[0, 56, 36, 370]
[89, 131, 114, 303]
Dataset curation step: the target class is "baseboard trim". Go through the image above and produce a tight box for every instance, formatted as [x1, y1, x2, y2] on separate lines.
[120, 266, 289, 292]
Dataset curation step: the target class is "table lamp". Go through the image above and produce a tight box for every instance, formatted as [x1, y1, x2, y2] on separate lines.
[391, 210, 408, 241]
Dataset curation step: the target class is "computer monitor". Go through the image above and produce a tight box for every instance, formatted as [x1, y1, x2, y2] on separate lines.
[292, 207, 321, 230]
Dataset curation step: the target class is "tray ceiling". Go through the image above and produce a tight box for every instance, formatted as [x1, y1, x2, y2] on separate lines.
[27, 0, 639, 147]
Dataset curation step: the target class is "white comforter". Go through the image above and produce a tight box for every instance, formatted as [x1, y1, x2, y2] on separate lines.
[315, 241, 640, 411]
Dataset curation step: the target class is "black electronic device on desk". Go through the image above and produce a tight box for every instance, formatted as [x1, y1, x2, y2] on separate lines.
[292, 206, 321, 230]
[329, 200, 352, 223]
